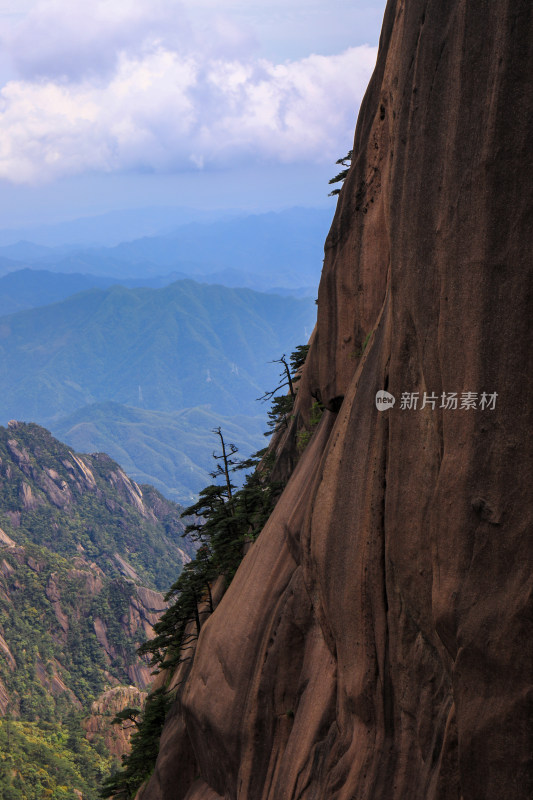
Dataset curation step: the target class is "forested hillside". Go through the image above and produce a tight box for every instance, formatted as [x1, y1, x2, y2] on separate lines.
[53, 403, 266, 504]
[0, 422, 195, 798]
[0, 280, 314, 421]
[0, 279, 315, 501]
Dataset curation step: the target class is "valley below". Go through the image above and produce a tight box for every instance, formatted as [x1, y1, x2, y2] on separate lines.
[0, 276, 317, 503]
[0, 421, 196, 798]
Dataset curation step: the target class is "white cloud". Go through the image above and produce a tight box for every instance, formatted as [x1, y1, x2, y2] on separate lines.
[3, 0, 252, 80]
[0, 0, 378, 185]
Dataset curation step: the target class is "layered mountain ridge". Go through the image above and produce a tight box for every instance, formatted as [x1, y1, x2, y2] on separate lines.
[138, 2, 533, 799]
[0, 279, 316, 502]
[0, 207, 331, 290]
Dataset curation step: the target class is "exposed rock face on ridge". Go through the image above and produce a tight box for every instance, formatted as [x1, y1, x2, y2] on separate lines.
[0, 422, 194, 590]
[0, 422, 195, 733]
[141, 2, 533, 798]
[84, 685, 147, 758]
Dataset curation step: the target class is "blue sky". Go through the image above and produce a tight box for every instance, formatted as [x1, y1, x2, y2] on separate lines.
[0, 1, 386, 228]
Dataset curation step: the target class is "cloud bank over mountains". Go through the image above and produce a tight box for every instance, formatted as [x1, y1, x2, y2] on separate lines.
[0, 0, 377, 184]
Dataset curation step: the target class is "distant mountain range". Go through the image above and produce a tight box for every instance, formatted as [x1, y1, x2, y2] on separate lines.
[0, 279, 315, 501]
[0, 267, 316, 318]
[0, 279, 314, 420]
[0, 206, 324, 501]
[53, 402, 266, 504]
[0, 268, 190, 317]
[0, 206, 331, 292]
[0, 205, 243, 248]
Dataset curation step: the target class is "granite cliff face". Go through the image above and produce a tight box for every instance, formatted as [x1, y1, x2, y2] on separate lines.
[141, 1, 532, 798]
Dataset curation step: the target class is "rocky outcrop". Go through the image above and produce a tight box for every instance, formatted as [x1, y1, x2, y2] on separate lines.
[0, 676, 9, 715]
[92, 583, 168, 689]
[0, 633, 15, 671]
[45, 573, 70, 634]
[84, 685, 147, 758]
[131, 586, 169, 639]
[20, 480, 40, 509]
[0, 527, 16, 548]
[141, 2, 533, 799]
[34, 657, 82, 708]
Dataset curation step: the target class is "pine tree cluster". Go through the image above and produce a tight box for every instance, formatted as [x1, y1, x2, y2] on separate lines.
[100, 344, 310, 798]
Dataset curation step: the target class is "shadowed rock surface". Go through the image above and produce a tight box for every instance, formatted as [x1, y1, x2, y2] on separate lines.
[140, 1, 533, 798]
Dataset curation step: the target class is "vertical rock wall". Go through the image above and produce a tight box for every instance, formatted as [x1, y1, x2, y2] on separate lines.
[142, 1, 533, 798]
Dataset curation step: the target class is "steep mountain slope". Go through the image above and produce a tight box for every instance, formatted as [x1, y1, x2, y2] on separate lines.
[0, 422, 195, 796]
[0, 421, 194, 709]
[139, 2, 533, 799]
[0, 422, 193, 590]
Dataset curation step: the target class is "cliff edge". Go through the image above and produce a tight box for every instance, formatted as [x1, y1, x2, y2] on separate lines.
[141, 1, 533, 798]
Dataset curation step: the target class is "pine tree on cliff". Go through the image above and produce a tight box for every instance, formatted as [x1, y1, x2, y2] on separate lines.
[138, 428, 245, 671]
[260, 345, 309, 435]
[107, 345, 309, 798]
[100, 688, 171, 799]
[328, 149, 352, 195]
[138, 343, 309, 674]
